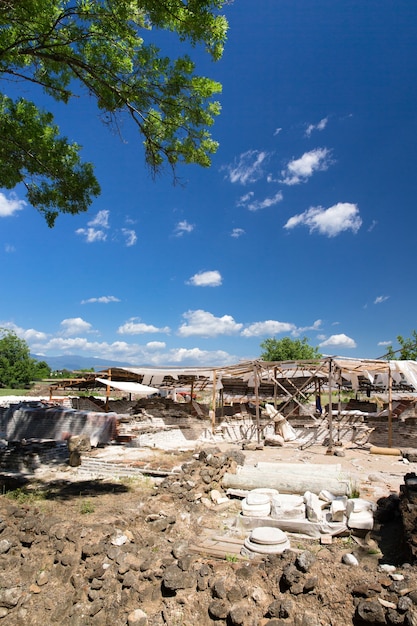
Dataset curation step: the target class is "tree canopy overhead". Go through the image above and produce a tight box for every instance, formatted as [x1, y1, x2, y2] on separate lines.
[0, 0, 228, 225]
[260, 336, 322, 362]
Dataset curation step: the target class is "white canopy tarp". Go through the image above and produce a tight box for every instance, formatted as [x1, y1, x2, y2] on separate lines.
[95, 378, 158, 396]
[390, 360, 417, 391]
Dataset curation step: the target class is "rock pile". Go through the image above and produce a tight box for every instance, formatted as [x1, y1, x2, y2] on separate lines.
[157, 446, 245, 508]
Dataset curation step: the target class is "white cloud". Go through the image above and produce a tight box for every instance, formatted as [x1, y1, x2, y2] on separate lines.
[305, 117, 328, 137]
[178, 310, 243, 337]
[224, 150, 269, 185]
[378, 340, 392, 346]
[231, 228, 245, 238]
[76, 227, 107, 243]
[281, 148, 331, 185]
[174, 220, 194, 236]
[374, 295, 389, 304]
[76, 209, 110, 243]
[12, 322, 237, 367]
[241, 319, 322, 338]
[60, 317, 94, 336]
[292, 319, 323, 336]
[81, 295, 120, 304]
[34, 336, 96, 353]
[0, 322, 47, 342]
[319, 334, 357, 349]
[89, 210, 110, 228]
[274, 128, 282, 136]
[0, 192, 26, 217]
[117, 318, 170, 335]
[187, 270, 222, 287]
[237, 192, 254, 206]
[146, 341, 166, 350]
[241, 320, 296, 338]
[161, 347, 235, 366]
[5, 244, 15, 253]
[246, 191, 283, 212]
[284, 202, 362, 237]
[122, 228, 137, 247]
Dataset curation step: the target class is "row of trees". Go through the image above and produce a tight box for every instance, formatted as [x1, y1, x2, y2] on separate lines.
[0, 329, 50, 389]
[260, 333, 417, 361]
[1, 329, 417, 390]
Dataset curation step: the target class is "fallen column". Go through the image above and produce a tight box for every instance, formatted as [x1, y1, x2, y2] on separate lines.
[223, 463, 354, 496]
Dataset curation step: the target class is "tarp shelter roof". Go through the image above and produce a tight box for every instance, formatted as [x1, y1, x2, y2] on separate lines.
[51, 357, 417, 397]
[100, 358, 417, 394]
[94, 378, 158, 396]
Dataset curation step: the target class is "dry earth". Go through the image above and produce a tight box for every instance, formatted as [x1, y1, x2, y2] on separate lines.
[0, 441, 417, 625]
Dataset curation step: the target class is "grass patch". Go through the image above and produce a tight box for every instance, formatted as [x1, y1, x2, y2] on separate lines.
[80, 500, 95, 514]
[0, 389, 31, 396]
[4, 487, 47, 504]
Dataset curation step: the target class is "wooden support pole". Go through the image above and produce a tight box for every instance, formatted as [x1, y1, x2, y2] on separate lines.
[211, 370, 217, 434]
[105, 368, 111, 413]
[273, 366, 278, 410]
[254, 364, 260, 444]
[388, 364, 393, 448]
[328, 359, 333, 451]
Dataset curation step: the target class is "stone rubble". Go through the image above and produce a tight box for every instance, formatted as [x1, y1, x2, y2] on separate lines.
[0, 446, 416, 624]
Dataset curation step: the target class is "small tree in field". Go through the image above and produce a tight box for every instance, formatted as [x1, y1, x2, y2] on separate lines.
[385, 330, 417, 360]
[260, 336, 322, 362]
[0, 328, 49, 388]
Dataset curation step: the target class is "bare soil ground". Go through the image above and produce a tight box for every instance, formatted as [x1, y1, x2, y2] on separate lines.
[0, 440, 416, 625]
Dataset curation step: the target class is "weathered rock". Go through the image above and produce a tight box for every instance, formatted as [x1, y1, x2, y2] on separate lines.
[303, 576, 318, 593]
[127, 608, 148, 625]
[386, 608, 405, 624]
[398, 597, 413, 613]
[296, 551, 316, 573]
[0, 587, 23, 608]
[227, 584, 244, 603]
[208, 599, 229, 620]
[280, 563, 301, 590]
[162, 564, 195, 592]
[228, 603, 250, 625]
[355, 599, 387, 624]
[212, 578, 227, 599]
[294, 610, 322, 625]
[36, 570, 49, 586]
[342, 553, 359, 566]
[0, 538, 12, 554]
[171, 540, 189, 559]
[406, 606, 417, 626]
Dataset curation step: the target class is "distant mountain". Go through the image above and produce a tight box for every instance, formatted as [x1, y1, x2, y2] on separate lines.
[31, 354, 138, 372]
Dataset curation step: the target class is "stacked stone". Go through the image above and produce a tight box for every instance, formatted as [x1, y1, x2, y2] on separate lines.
[400, 472, 417, 563]
[158, 446, 245, 505]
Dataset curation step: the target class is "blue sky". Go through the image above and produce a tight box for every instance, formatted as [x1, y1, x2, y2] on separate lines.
[2, 0, 417, 367]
